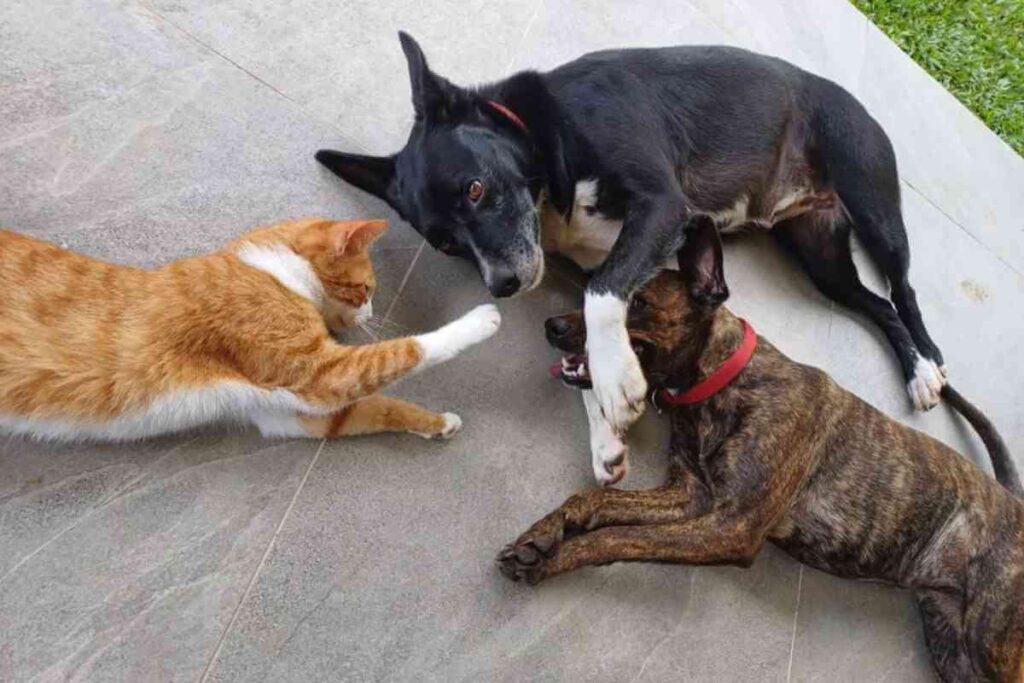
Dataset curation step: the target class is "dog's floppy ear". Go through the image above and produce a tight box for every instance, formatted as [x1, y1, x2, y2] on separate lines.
[677, 214, 729, 308]
[314, 150, 400, 209]
[399, 31, 459, 122]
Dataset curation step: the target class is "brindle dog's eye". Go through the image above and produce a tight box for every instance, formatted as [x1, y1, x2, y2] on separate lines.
[629, 297, 645, 312]
[466, 179, 485, 204]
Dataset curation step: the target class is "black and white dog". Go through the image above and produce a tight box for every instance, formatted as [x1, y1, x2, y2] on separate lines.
[317, 33, 947, 479]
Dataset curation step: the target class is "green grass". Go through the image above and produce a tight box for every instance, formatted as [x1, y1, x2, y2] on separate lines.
[852, 0, 1024, 156]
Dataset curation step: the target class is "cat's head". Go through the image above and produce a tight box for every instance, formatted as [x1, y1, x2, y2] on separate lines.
[291, 219, 388, 333]
[233, 218, 389, 334]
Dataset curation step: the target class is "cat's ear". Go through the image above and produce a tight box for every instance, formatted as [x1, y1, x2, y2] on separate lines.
[343, 219, 389, 253]
[294, 219, 384, 256]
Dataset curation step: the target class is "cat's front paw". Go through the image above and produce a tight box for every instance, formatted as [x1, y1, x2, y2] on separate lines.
[415, 304, 501, 369]
[451, 304, 501, 348]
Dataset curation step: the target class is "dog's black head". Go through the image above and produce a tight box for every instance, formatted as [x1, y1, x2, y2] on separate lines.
[316, 32, 552, 298]
[545, 215, 729, 388]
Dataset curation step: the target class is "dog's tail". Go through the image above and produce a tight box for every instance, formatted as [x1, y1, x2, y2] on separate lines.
[942, 384, 1023, 496]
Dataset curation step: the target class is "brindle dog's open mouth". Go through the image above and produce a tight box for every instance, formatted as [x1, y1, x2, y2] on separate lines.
[549, 354, 592, 389]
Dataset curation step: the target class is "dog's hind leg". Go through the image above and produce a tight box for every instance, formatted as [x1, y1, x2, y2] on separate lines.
[916, 590, 983, 682]
[809, 92, 945, 408]
[773, 212, 943, 410]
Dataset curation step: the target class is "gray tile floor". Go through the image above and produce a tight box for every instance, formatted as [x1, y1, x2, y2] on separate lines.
[1, 0, 1022, 680]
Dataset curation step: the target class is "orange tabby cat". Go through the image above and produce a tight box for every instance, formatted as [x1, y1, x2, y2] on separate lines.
[0, 218, 501, 441]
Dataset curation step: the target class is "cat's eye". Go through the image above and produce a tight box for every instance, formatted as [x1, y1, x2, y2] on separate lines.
[466, 179, 485, 204]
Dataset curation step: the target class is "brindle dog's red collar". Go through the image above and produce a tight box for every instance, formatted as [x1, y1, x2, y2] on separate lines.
[658, 319, 757, 406]
[486, 100, 529, 135]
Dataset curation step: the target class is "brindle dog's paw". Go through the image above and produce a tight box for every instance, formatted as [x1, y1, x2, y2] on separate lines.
[497, 525, 563, 584]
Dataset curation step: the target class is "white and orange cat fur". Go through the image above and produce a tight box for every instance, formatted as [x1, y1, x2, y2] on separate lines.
[0, 218, 501, 442]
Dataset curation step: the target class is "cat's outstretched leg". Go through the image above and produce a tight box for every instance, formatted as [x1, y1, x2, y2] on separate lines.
[306, 395, 461, 439]
[253, 396, 461, 440]
[297, 304, 501, 406]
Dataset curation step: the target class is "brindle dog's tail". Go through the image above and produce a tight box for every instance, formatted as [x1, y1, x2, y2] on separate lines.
[942, 384, 1023, 496]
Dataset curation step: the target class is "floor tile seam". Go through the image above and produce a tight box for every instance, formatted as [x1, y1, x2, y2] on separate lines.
[784, 565, 805, 683]
[899, 178, 1024, 279]
[134, 1, 364, 151]
[382, 241, 425, 322]
[196, 438, 327, 682]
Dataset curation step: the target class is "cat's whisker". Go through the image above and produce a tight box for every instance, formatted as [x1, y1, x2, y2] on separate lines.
[360, 316, 410, 337]
[357, 322, 382, 341]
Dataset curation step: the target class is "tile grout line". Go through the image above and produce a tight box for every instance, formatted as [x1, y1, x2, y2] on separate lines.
[899, 178, 1023, 278]
[136, 2, 365, 152]
[137, 3, 300, 109]
[507, 0, 543, 71]
[784, 565, 805, 683]
[197, 439, 327, 682]
[382, 241, 425, 322]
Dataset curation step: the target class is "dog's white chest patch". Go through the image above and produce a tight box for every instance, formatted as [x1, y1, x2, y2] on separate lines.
[540, 179, 624, 271]
[703, 195, 752, 234]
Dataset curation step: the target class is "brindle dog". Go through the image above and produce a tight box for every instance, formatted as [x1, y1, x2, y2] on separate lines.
[499, 216, 1024, 682]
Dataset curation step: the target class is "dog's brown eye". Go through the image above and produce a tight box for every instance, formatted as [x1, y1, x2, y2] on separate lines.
[466, 179, 485, 203]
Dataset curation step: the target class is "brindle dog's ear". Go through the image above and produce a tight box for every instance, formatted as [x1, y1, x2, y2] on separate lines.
[678, 214, 729, 308]
[398, 31, 462, 122]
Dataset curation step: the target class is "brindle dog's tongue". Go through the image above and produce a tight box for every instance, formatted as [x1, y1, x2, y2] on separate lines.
[550, 354, 591, 389]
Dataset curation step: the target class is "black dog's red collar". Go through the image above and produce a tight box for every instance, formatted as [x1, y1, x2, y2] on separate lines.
[486, 100, 529, 135]
[658, 319, 757, 406]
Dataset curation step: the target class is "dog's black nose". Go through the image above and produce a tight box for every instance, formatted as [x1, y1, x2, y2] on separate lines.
[489, 270, 521, 298]
[545, 316, 570, 338]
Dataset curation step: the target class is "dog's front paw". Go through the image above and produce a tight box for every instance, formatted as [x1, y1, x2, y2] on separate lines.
[592, 434, 629, 487]
[590, 339, 647, 432]
[907, 355, 946, 411]
[497, 520, 563, 584]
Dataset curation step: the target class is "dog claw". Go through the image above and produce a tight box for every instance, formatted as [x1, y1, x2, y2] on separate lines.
[514, 545, 540, 565]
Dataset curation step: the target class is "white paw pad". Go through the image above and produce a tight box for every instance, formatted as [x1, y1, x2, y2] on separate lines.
[907, 356, 945, 411]
[439, 413, 462, 439]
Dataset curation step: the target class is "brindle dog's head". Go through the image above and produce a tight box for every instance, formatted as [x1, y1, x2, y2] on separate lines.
[546, 215, 728, 389]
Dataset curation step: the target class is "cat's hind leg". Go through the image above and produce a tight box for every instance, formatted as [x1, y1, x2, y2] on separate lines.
[254, 395, 461, 440]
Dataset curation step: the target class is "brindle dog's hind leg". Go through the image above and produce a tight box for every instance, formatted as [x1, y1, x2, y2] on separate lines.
[916, 590, 981, 682]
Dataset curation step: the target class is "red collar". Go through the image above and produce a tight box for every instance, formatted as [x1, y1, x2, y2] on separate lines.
[486, 100, 529, 135]
[658, 319, 757, 406]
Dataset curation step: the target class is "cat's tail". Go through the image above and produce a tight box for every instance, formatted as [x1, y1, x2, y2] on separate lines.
[942, 384, 1022, 496]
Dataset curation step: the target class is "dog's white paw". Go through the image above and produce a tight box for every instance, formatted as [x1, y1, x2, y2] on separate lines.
[907, 355, 945, 411]
[582, 389, 630, 486]
[416, 304, 501, 369]
[591, 430, 629, 487]
[585, 293, 647, 432]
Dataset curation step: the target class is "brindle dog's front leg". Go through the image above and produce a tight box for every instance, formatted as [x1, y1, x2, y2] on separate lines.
[497, 483, 707, 582]
[499, 512, 762, 584]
